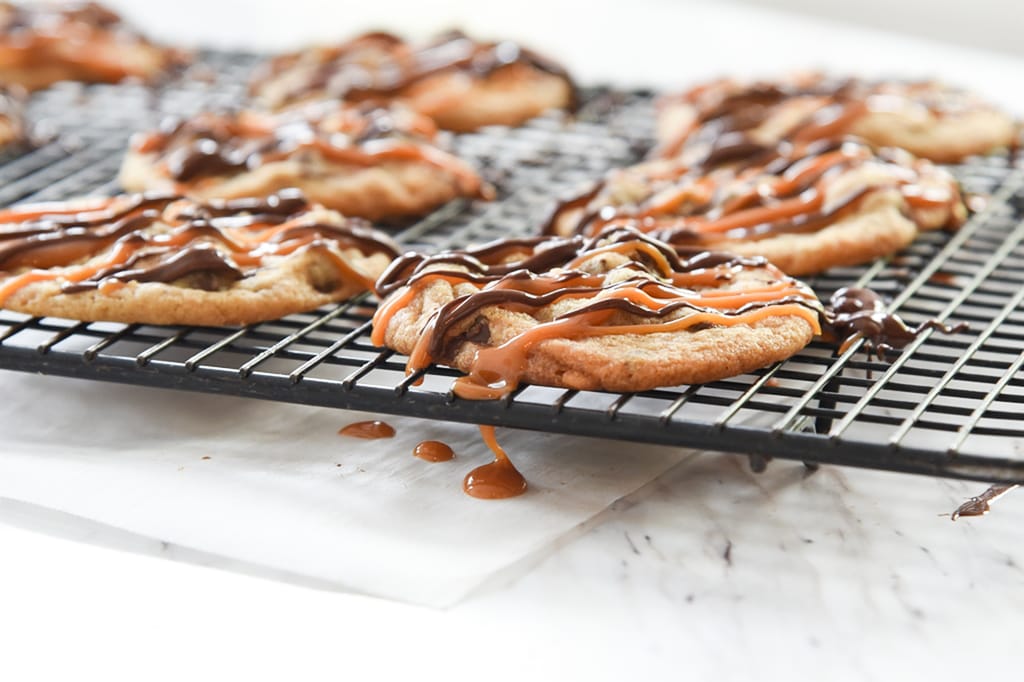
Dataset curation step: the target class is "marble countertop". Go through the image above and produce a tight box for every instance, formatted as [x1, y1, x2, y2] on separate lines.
[3, 1, 1024, 680]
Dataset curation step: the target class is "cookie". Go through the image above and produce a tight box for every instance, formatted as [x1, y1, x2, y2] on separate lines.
[655, 74, 1018, 164]
[0, 190, 399, 326]
[120, 101, 490, 222]
[0, 84, 26, 149]
[371, 226, 822, 398]
[249, 30, 575, 132]
[545, 138, 966, 276]
[0, 2, 187, 90]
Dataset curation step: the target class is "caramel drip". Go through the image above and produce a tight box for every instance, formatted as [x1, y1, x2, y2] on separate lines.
[372, 226, 822, 400]
[463, 426, 527, 499]
[251, 30, 576, 111]
[0, 191, 399, 304]
[338, 420, 396, 439]
[413, 440, 455, 462]
[548, 137, 964, 245]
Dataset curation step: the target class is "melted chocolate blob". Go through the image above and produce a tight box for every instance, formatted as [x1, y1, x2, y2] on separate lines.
[824, 286, 968, 359]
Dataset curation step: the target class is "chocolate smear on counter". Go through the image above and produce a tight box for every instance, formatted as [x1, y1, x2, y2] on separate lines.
[338, 420, 395, 439]
[823, 286, 968, 360]
[951, 484, 1018, 520]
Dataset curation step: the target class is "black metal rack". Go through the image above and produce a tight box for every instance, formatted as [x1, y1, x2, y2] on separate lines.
[2, 52, 1023, 484]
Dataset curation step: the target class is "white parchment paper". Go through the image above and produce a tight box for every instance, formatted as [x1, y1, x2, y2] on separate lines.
[0, 371, 690, 606]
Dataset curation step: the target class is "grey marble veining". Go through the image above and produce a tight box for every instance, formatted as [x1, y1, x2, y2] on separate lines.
[457, 453, 1024, 679]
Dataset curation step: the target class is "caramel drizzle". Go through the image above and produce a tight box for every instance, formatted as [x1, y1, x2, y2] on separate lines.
[547, 137, 964, 245]
[372, 226, 822, 400]
[0, 190, 399, 304]
[251, 30, 577, 110]
[132, 105, 486, 199]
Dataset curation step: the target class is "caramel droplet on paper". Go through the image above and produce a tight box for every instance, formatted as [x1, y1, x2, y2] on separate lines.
[338, 420, 395, 439]
[413, 440, 455, 462]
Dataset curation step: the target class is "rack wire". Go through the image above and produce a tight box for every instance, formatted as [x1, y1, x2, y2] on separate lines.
[1, 52, 1023, 484]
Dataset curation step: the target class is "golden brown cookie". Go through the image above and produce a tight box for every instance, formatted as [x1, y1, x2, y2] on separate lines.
[249, 30, 575, 132]
[371, 226, 823, 398]
[545, 138, 966, 276]
[0, 84, 26, 149]
[0, 2, 187, 90]
[0, 190, 399, 326]
[655, 74, 1017, 164]
[120, 101, 489, 222]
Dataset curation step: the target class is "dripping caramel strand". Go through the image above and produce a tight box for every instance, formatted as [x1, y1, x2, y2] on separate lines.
[373, 227, 821, 400]
[463, 425, 527, 499]
[0, 192, 398, 304]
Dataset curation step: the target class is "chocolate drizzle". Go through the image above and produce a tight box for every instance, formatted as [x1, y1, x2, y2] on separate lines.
[250, 30, 577, 112]
[823, 287, 968, 359]
[0, 190, 399, 299]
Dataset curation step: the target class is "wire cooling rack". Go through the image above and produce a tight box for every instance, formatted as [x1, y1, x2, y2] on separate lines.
[1, 51, 1023, 484]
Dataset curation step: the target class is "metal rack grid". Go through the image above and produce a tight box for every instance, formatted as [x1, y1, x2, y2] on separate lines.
[1, 52, 1023, 484]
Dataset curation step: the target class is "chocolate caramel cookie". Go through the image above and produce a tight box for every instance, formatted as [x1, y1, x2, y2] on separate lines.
[250, 30, 575, 132]
[545, 138, 966, 276]
[0, 190, 398, 325]
[655, 74, 1017, 164]
[120, 101, 488, 221]
[372, 226, 822, 397]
